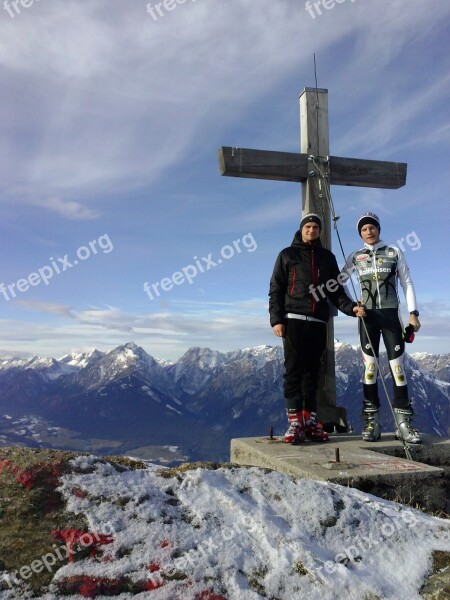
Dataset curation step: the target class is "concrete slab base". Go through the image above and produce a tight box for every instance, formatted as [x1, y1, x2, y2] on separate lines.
[230, 433, 450, 512]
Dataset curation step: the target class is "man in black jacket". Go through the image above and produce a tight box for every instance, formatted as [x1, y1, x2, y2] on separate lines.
[269, 213, 365, 443]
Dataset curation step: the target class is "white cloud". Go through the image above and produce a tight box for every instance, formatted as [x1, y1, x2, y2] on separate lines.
[16, 299, 75, 318]
[2, 298, 449, 360]
[29, 196, 100, 220]
[2, 1, 447, 202]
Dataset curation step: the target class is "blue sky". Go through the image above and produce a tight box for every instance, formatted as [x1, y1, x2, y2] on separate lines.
[0, 0, 449, 360]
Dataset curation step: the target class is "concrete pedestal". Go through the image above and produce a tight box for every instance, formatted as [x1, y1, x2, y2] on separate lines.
[231, 433, 450, 512]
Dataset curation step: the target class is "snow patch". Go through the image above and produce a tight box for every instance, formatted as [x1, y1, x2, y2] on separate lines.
[38, 461, 450, 600]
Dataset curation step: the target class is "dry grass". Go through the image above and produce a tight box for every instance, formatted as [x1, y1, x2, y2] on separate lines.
[0, 447, 92, 594]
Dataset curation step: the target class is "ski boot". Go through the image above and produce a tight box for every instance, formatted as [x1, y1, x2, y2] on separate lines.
[284, 411, 305, 444]
[362, 401, 381, 442]
[303, 411, 329, 442]
[394, 407, 422, 444]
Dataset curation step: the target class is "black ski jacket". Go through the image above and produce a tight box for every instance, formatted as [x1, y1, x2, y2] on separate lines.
[269, 233, 357, 327]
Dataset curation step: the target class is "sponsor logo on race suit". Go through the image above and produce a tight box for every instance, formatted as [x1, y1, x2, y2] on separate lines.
[360, 267, 392, 275]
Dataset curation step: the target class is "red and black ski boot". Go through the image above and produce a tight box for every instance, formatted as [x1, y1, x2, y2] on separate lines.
[303, 410, 329, 442]
[284, 411, 305, 444]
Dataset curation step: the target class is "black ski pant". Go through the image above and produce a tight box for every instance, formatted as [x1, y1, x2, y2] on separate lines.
[282, 318, 327, 413]
[359, 308, 409, 409]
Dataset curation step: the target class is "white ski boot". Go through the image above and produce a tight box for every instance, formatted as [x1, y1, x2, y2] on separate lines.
[394, 407, 422, 444]
[362, 401, 381, 442]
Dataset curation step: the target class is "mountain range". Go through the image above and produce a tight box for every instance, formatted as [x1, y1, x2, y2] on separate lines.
[0, 342, 448, 463]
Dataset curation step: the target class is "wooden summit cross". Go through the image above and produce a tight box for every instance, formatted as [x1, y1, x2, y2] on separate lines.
[218, 87, 407, 430]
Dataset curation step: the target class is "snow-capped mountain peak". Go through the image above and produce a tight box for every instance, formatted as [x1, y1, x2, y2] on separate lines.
[0, 342, 448, 462]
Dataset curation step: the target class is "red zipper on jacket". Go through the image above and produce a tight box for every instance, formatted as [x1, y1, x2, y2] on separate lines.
[290, 266, 296, 296]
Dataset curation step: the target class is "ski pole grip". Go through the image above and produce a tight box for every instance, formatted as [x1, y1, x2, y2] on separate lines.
[402, 324, 415, 343]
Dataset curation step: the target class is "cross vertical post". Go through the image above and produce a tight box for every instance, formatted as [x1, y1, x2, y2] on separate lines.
[300, 88, 340, 427]
[300, 88, 330, 246]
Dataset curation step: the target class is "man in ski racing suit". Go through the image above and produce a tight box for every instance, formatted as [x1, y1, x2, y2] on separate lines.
[343, 212, 422, 444]
[269, 213, 366, 444]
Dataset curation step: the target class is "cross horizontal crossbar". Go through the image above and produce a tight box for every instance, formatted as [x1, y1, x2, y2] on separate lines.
[219, 147, 407, 189]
